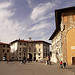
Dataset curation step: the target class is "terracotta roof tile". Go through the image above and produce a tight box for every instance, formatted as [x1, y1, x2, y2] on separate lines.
[0, 42, 9, 45]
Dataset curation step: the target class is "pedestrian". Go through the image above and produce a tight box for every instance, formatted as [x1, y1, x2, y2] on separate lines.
[60, 61, 63, 68]
[63, 61, 66, 68]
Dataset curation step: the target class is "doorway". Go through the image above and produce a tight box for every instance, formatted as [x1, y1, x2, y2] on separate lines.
[34, 57, 36, 61]
[72, 57, 75, 65]
[29, 53, 32, 61]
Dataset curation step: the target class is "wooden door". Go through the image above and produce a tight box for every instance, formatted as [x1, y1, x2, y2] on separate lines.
[72, 57, 75, 65]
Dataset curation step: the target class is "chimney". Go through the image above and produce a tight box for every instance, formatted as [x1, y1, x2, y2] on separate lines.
[19, 38, 20, 40]
[29, 37, 32, 41]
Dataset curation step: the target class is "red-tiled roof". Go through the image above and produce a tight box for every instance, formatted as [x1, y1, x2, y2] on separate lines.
[10, 39, 50, 45]
[0, 42, 9, 45]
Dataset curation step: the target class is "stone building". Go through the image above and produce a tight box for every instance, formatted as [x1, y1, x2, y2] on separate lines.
[49, 6, 75, 65]
[49, 29, 62, 63]
[0, 42, 10, 60]
[10, 39, 50, 61]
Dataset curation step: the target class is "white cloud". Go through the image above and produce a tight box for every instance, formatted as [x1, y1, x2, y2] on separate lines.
[26, 0, 33, 8]
[28, 21, 52, 31]
[31, 2, 55, 22]
[0, 2, 25, 43]
[0, 2, 12, 9]
[28, 23, 46, 31]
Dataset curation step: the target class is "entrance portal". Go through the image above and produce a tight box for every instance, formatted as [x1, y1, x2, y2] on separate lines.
[28, 53, 32, 61]
[72, 57, 75, 65]
[34, 57, 36, 61]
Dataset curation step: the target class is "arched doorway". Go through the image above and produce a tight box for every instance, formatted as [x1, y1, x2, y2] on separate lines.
[28, 53, 32, 61]
[34, 57, 36, 61]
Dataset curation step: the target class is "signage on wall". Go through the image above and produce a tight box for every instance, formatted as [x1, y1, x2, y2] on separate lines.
[71, 46, 75, 50]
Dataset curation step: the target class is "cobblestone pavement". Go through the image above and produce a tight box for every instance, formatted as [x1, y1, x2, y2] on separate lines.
[0, 61, 75, 75]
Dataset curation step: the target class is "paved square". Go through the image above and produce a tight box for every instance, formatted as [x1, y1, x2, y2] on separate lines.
[0, 61, 75, 75]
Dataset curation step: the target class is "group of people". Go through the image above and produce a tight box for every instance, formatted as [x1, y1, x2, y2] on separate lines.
[60, 61, 66, 68]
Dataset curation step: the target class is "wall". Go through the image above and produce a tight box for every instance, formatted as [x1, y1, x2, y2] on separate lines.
[66, 28, 75, 65]
[51, 30, 62, 63]
[61, 10, 75, 65]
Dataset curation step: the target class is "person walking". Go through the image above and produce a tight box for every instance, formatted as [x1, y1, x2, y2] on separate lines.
[60, 61, 63, 68]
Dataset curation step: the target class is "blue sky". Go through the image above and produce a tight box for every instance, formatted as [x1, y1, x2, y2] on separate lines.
[0, 0, 75, 43]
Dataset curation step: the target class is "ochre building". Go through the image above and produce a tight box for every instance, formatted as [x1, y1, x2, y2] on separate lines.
[49, 6, 75, 65]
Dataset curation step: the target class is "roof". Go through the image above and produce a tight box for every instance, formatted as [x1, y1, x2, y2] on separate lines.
[10, 39, 51, 45]
[49, 28, 60, 40]
[0, 42, 9, 45]
[55, 6, 75, 29]
[49, 6, 75, 40]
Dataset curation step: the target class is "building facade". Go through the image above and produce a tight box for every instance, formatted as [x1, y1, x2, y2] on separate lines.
[10, 39, 50, 61]
[49, 6, 75, 65]
[50, 30, 62, 63]
[0, 42, 10, 60]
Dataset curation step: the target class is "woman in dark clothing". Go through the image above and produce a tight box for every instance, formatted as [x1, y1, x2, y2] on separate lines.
[63, 61, 66, 68]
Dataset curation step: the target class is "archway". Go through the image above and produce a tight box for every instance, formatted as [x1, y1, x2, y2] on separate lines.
[34, 57, 36, 61]
[28, 53, 32, 61]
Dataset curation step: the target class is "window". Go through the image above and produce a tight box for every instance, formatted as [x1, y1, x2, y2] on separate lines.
[7, 50, 9, 53]
[20, 42, 22, 45]
[24, 43, 26, 46]
[19, 53, 21, 55]
[19, 57, 21, 59]
[20, 48, 21, 51]
[34, 53, 36, 56]
[24, 53, 26, 55]
[46, 48, 47, 52]
[46, 53, 47, 56]
[3, 45, 5, 48]
[23, 48, 27, 52]
[43, 53, 45, 58]
[7, 45, 10, 48]
[39, 49, 40, 52]
[3, 49, 5, 52]
[34, 48, 36, 52]
[29, 47, 31, 52]
[39, 43, 40, 46]
[39, 57, 40, 59]
[38, 53, 40, 56]
[34, 43, 35, 46]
